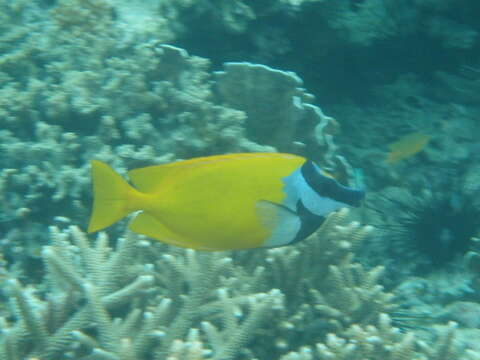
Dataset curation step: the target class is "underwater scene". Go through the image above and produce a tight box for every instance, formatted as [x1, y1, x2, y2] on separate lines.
[1, 0, 480, 359]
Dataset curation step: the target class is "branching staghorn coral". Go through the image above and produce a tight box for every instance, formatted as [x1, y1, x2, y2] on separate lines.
[0, 225, 283, 360]
[149, 247, 284, 360]
[243, 209, 397, 358]
[279, 314, 480, 360]
[1, 209, 480, 359]
[1, 227, 156, 359]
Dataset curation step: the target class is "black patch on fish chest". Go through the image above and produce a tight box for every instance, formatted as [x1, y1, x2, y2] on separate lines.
[301, 160, 364, 207]
[291, 200, 326, 244]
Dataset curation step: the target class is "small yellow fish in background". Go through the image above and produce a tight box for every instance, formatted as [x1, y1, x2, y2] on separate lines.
[385, 132, 431, 164]
[87, 153, 365, 251]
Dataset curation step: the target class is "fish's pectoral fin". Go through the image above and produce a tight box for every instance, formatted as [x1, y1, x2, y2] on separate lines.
[256, 200, 301, 248]
[256, 200, 296, 229]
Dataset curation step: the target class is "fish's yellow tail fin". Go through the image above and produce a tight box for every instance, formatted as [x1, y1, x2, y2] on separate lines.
[88, 160, 137, 233]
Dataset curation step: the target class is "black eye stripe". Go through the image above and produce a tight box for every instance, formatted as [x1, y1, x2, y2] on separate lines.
[300, 160, 364, 207]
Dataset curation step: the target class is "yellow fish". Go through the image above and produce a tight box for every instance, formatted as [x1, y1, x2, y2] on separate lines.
[88, 153, 364, 251]
[385, 132, 431, 164]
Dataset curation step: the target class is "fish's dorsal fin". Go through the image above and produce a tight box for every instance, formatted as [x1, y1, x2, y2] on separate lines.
[128, 153, 303, 193]
[256, 200, 301, 248]
[127, 154, 253, 192]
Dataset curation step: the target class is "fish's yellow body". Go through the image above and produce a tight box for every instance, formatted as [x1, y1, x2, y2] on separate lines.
[88, 153, 365, 251]
[88, 153, 304, 250]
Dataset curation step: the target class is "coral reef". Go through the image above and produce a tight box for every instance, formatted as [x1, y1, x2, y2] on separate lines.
[0, 0, 341, 272]
[1, 1, 480, 359]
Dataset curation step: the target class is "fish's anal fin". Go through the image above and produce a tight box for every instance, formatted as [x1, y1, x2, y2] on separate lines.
[256, 200, 301, 248]
[129, 212, 223, 251]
